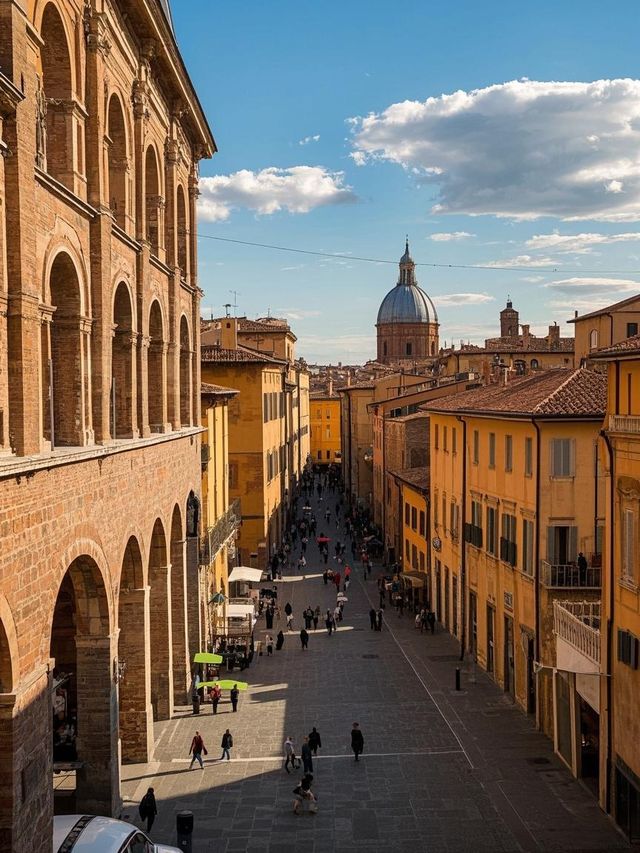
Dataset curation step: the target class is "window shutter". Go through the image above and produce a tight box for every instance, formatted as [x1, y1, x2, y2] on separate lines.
[568, 527, 578, 563]
[569, 439, 576, 476]
[547, 526, 556, 563]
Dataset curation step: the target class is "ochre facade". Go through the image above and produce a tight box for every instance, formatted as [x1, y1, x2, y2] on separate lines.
[0, 1, 213, 849]
[310, 394, 341, 464]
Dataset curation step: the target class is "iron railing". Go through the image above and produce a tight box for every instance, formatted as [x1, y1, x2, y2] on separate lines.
[200, 498, 241, 565]
[540, 560, 601, 588]
[553, 600, 601, 664]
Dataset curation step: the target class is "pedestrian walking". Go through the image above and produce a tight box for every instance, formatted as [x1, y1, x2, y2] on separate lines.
[230, 684, 239, 712]
[322, 568, 328, 585]
[138, 787, 157, 833]
[266, 634, 274, 656]
[376, 608, 383, 631]
[325, 610, 334, 636]
[284, 736, 298, 773]
[351, 723, 364, 761]
[210, 683, 221, 714]
[284, 601, 293, 618]
[276, 629, 285, 650]
[427, 610, 436, 634]
[300, 628, 309, 650]
[286, 612, 294, 632]
[301, 736, 313, 773]
[220, 729, 233, 761]
[308, 727, 322, 755]
[293, 773, 318, 815]
[188, 731, 207, 769]
[313, 606, 320, 629]
[334, 604, 342, 624]
[369, 607, 376, 630]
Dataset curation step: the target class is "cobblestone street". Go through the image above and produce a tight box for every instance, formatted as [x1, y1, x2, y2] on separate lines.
[121, 493, 627, 853]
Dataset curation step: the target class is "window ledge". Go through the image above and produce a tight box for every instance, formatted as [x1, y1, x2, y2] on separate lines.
[619, 577, 639, 594]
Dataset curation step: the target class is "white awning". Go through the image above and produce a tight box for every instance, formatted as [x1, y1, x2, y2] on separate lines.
[228, 566, 264, 583]
[226, 603, 256, 619]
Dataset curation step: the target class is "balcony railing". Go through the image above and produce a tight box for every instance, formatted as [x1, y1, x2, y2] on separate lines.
[540, 560, 601, 589]
[609, 414, 640, 434]
[200, 498, 241, 565]
[553, 600, 601, 665]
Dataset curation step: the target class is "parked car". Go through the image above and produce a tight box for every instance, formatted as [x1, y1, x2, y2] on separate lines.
[54, 815, 182, 853]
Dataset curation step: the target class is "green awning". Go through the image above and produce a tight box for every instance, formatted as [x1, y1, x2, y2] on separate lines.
[193, 652, 223, 664]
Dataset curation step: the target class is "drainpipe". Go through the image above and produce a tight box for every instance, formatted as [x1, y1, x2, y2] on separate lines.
[601, 427, 615, 815]
[532, 418, 542, 728]
[457, 415, 467, 661]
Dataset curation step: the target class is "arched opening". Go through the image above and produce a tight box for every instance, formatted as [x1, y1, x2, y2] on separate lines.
[47, 253, 86, 447]
[149, 519, 173, 720]
[50, 555, 114, 815]
[148, 301, 165, 432]
[111, 283, 134, 438]
[39, 3, 74, 187]
[0, 616, 15, 842]
[531, 358, 539, 370]
[170, 505, 189, 704]
[176, 184, 188, 276]
[117, 537, 152, 764]
[179, 315, 191, 427]
[107, 94, 128, 229]
[405, 341, 412, 356]
[144, 146, 161, 255]
[590, 329, 599, 351]
[0, 619, 12, 693]
[185, 491, 201, 665]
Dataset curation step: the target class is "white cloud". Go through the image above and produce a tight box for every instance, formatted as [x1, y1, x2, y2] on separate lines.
[484, 254, 559, 268]
[198, 166, 356, 221]
[526, 231, 640, 254]
[433, 292, 495, 306]
[276, 308, 321, 321]
[429, 231, 475, 241]
[520, 275, 546, 283]
[544, 276, 640, 296]
[349, 79, 640, 221]
[299, 134, 321, 146]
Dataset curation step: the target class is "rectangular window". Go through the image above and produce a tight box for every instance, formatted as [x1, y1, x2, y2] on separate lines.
[434, 423, 439, 450]
[465, 499, 483, 548]
[450, 502, 459, 540]
[443, 425, 448, 452]
[522, 519, 534, 575]
[473, 429, 479, 464]
[622, 508, 636, 580]
[404, 502, 410, 525]
[442, 493, 447, 534]
[412, 544, 418, 569]
[263, 393, 268, 422]
[326, 450, 330, 459]
[500, 513, 517, 566]
[525, 437, 533, 477]
[505, 435, 513, 472]
[419, 510, 425, 536]
[486, 506, 498, 556]
[411, 507, 418, 531]
[405, 538, 410, 560]
[317, 450, 322, 460]
[419, 551, 425, 571]
[489, 433, 496, 468]
[627, 322, 639, 337]
[434, 489, 439, 526]
[551, 438, 574, 477]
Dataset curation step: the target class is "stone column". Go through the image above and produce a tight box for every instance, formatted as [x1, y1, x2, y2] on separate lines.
[137, 332, 150, 438]
[75, 635, 120, 817]
[117, 589, 154, 763]
[149, 566, 173, 721]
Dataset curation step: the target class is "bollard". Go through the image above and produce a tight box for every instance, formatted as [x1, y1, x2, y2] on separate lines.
[455, 667, 461, 691]
[176, 810, 194, 853]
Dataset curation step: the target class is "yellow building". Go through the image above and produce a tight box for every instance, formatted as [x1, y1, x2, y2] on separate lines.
[426, 369, 606, 768]
[570, 293, 640, 365]
[396, 469, 430, 607]
[339, 382, 375, 507]
[200, 383, 240, 647]
[592, 334, 640, 837]
[310, 391, 341, 464]
[201, 319, 288, 570]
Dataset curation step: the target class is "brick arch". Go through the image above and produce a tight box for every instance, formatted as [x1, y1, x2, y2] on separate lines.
[176, 183, 188, 274]
[179, 314, 192, 426]
[34, 0, 78, 92]
[144, 143, 163, 253]
[114, 525, 148, 587]
[111, 276, 137, 332]
[148, 299, 166, 431]
[111, 280, 137, 438]
[170, 502, 189, 703]
[0, 594, 19, 692]
[149, 517, 172, 719]
[42, 241, 90, 316]
[106, 91, 130, 229]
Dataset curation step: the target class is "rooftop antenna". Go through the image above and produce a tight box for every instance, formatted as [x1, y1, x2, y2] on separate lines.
[223, 303, 232, 318]
[228, 290, 240, 317]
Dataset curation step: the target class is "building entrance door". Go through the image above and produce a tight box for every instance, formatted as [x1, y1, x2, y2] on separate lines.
[469, 592, 477, 660]
[487, 605, 495, 673]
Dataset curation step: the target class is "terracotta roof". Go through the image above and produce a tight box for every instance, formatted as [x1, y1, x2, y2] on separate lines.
[336, 382, 375, 392]
[391, 466, 429, 491]
[590, 333, 640, 359]
[201, 382, 239, 397]
[201, 345, 286, 365]
[424, 368, 606, 418]
[567, 293, 640, 323]
[454, 337, 574, 354]
[310, 391, 340, 400]
[391, 411, 430, 423]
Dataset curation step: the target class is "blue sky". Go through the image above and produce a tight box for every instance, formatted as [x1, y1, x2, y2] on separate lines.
[172, 1, 640, 362]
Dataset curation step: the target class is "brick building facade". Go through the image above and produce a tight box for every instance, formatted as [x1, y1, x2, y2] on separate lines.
[0, 1, 214, 849]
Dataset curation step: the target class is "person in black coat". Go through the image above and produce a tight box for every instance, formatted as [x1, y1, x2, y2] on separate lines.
[276, 630, 285, 650]
[351, 723, 364, 761]
[139, 787, 157, 833]
[300, 628, 309, 650]
[369, 607, 376, 630]
[308, 727, 322, 755]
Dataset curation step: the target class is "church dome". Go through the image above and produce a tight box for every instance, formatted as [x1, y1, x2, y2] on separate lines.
[376, 240, 438, 325]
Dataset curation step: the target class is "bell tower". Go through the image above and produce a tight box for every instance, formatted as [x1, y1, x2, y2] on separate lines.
[500, 298, 519, 338]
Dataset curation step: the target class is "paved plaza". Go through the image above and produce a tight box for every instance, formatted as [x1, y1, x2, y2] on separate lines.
[121, 493, 628, 852]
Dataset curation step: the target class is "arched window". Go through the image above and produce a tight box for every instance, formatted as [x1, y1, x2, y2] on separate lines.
[39, 3, 74, 187]
[179, 315, 191, 426]
[148, 301, 165, 431]
[47, 253, 85, 446]
[111, 283, 134, 438]
[176, 184, 188, 276]
[590, 329, 599, 351]
[107, 95, 128, 230]
[145, 146, 161, 255]
[531, 358, 539, 370]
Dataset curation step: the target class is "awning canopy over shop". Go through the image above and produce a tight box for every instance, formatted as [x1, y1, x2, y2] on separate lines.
[402, 572, 429, 588]
[228, 566, 264, 583]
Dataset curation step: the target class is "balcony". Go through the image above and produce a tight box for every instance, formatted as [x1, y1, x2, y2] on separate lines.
[540, 560, 601, 589]
[200, 498, 241, 565]
[608, 414, 640, 434]
[553, 600, 600, 670]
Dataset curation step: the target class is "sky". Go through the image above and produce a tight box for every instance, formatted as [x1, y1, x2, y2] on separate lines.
[171, 1, 640, 363]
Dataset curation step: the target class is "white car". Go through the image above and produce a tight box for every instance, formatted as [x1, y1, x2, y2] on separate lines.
[54, 815, 183, 853]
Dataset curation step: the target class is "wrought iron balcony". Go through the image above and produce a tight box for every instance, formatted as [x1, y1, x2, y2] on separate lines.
[200, 498, 241, 565]
[553, 600, 601, 665]
[608, 414, 640, 434]
[540, 560, 601, 589]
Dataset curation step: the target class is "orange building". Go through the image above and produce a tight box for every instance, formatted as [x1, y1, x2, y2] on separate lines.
[310, 391, 341, 465]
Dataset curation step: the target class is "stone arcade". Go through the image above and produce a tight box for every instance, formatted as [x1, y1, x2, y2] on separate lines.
[0, 1, 215, 849]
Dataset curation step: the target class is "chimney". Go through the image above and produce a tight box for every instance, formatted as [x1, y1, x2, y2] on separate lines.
[548, 323, 560, 350]
[328, 376, 333, 396]
[220, 317, 238, 350]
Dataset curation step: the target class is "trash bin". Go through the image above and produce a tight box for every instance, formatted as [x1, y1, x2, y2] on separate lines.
[191, 693, 200, 715]
[176, 810, 194, 853]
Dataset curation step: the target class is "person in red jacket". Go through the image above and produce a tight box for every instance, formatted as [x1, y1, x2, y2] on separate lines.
[189, 731, 207, 769]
